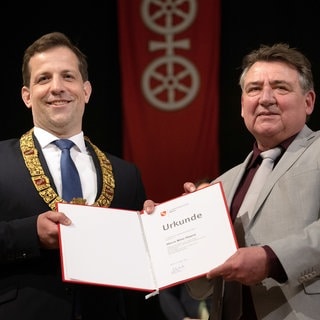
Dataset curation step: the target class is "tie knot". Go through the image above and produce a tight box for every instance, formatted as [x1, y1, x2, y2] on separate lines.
[260, 147, 282, 161]
[53, 139, 75, 150]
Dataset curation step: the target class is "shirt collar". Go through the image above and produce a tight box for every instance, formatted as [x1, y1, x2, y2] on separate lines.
[33, 127, 87, 153]
[247, 133, 298, 169]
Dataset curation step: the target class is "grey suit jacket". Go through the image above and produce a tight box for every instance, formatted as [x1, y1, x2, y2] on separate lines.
[187, 125, 320, 320]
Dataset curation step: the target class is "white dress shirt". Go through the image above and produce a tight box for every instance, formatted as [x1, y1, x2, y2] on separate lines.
[33, 127, 97, 205]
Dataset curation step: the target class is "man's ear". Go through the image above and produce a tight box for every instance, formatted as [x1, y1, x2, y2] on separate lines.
[21, 86, 32, 109]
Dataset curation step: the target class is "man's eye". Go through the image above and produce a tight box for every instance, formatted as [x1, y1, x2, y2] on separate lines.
[275, 87, 289, 94]
[38, 76, 49, 83]
[64, 74, 74, 80]
[247, 87, 260, 94]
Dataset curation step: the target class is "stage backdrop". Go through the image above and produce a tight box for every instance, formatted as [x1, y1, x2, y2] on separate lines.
[118, 0, 220, 202]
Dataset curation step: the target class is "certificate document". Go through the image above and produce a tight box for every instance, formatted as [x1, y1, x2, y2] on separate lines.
[58, 182, 237, 294]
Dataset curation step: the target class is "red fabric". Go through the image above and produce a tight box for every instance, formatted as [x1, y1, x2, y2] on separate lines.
[118, 0, 220, 202]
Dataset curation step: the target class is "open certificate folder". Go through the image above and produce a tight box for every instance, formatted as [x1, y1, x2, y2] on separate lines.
[58, 182, 238, 295]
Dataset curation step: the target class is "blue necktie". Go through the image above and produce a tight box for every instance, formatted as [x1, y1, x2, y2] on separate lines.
[53, 139, 83, 202]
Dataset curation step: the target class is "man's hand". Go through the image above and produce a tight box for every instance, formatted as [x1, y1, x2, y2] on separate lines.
[206, 246, 269, 286]
[143, 199, 158, 214]
[183, 181, 197, 193]
[37, 211, 71, 249]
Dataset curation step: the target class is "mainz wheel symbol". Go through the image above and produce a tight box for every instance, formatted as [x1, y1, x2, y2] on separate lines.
[141, 0, 197, 34]
[142, 55, 200, 111]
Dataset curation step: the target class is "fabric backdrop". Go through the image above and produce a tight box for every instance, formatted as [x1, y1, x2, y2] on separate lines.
[118, 0, 220, 202]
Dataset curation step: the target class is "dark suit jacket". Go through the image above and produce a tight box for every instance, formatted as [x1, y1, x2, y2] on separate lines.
[0, 135, 147, 320]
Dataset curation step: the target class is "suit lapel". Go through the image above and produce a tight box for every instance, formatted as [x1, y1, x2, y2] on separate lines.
[249, 126, 318, 222]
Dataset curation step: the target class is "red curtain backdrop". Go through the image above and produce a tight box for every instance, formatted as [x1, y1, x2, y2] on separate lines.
[118, 0, 220, 202]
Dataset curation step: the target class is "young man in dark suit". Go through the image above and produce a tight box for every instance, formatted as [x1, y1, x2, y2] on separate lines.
[0, 31, 151, 320]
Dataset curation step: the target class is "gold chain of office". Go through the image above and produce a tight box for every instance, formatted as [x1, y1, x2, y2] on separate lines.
[20, 129, 115, 210]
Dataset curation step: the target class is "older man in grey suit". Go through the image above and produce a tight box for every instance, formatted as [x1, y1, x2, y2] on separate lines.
[145, 43, 320, 319]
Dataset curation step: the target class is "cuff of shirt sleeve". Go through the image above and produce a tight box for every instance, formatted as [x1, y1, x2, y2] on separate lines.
[263, 245, 288, 283]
